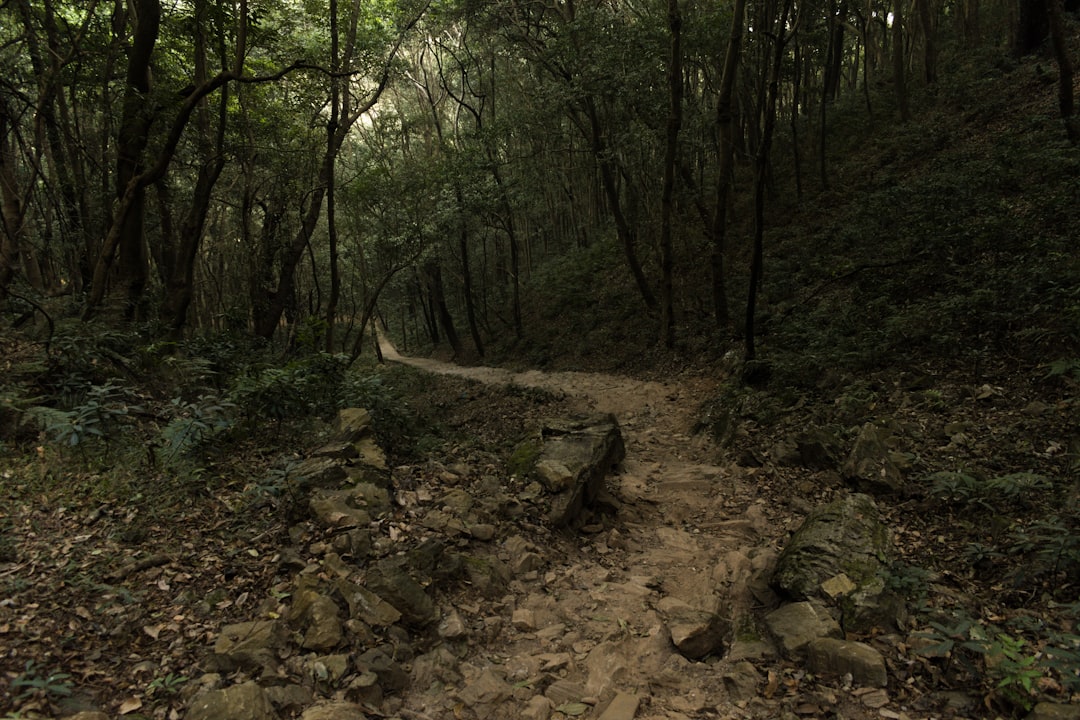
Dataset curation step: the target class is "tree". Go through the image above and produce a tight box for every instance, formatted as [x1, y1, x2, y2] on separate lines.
[711, 0, 747, 331]
[659, 0, 683, 348]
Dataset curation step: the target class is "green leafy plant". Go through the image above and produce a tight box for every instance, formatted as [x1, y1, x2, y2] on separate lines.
[159, 394, 236, 464]
[1006, 517, 1080, 591]
[984, 472, 1053, 501]
[886, 562, 932, 601]
[926, 471, 980, 504]
[147, 672, 188, 696]
[913, 609, 1080, 711]
[26, 382, 142, 450]
[1045, 357, 1080, 382]
[963, 632, 1042, 710]
[12, 661, 73, 701]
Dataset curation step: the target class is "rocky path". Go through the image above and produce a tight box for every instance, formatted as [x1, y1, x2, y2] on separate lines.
[381, 341, 783, 719]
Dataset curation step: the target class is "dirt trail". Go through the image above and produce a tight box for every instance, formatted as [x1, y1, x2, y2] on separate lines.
[382, 340, 782, 719]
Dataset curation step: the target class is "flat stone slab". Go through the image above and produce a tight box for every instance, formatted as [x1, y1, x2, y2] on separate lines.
[807, 637, 888, 687]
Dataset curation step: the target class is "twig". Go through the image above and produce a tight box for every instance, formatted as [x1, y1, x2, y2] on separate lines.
[106, 553, 171, 582]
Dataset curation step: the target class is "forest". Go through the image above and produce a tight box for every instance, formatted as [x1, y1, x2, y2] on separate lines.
[1, 0, 1079, 718]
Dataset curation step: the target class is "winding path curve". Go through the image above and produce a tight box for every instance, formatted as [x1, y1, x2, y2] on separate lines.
[380, 337, 780, 719]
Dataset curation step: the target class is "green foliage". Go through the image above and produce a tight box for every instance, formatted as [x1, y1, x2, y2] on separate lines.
[1045, 358, 1080, 383]
[913, 611, 1080, 711]
[12, 661, 73, 701]
[228, 352, 349, 425]
[1006, 517, 1080, 589]
[885, 561, 932, 602]
[159, 394, 236, 464]
[26, 382, 142, 449]
[926, 470, 1052, 509]
[146, 672, 188, 696]
[966, 632, 1043, 709]
[507, 439, 541, 477]
[926, 471, 981, 503]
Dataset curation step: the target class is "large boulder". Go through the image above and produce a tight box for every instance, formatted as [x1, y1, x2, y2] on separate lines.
[771, 493, 902, 633]
[530, 415, 625, 527]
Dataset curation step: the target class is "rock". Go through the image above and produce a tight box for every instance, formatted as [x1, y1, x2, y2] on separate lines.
[771, 493, 900, 633]
[288, 589, 343, 651]
[412, 646, 463, 689]
[330, 528, 372, 558]
[308, 488, 372, 529]
[796, 427, 844, 470]
[299, 702, 369, 720]
[462, 554, 513, 597]
[598, 691, 640, 720]
[304, 654, 350, 684]
[63, 714, 110, 720]
[213, 620, 286, 674]
[439, 608, 469, 639]
[513, 608, 538, 631]
[657, 599, 727, 660]
[727, 639, 777, 662]
[186, 681, 278, 720]
[263, 684, 314, 712]
[365, 559, 437, 626]
[355, 647, 409, 692]
[721, 661, 763, 701]
[336, 578, 402, 626]
[764, 602, 842, 658]
[1028, 704, 1080, 720]
[806, 638, 888, 687]
[457, 668, 512, 710]
[441, 488, 475, 514]
[407, 537, 464, 584]
[535, 459, 576, 492]
[544, 679, 586, 705]
[469, 523, 496, 541]
[771, 438, 803, 466]
[842, 423, 904, 495]
[336, 408, 372, 442]
[534, 415, 626, 527]
[345, 670, 382, 706]
[312, 441, 359, 460]
[354, 436, 388, 472]
[504, 535, 544, 575]
[292, 457, 348, 490]
[522, 695, 553, 720]
[820, 573, 857, 599]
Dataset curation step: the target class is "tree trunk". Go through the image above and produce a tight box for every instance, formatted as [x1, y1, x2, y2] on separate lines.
[892, 0, 911, 122]
[324, 0, 342, 353]
[159, 0, 228, 335]
[426, 261, 460, 355]
[0, 101, 24, 299]
[578, 99, 658, 311]
[659, 0, 682, 349]
[113, 0, 161, 320]
[746, 0, 793, 361]
[251, 2, 420, 340]
[458, 192, 485, 356]
[1014, 0, 1048, 56]
[1044, 0, 1077, 143]
[711, 0, 747, 332]
[915, 0, 938, 83]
